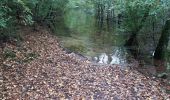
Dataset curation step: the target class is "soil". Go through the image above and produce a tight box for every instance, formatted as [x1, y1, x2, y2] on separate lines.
[0, 26, 169, 100]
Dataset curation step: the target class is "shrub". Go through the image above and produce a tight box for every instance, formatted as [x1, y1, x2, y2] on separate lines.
[0, 0, 33, 42]
[0, 0, 68, 42]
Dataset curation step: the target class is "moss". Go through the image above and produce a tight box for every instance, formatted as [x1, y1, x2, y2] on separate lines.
[3, 49, 16, 59]
[68, 45, 87, 54]
[23, 52, 39, 63]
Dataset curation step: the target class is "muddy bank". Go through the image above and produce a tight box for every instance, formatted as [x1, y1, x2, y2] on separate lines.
[0, 26, 169, 99]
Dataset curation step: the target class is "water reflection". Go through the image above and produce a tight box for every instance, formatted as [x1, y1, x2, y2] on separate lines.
[92, 47, 128, 65]
[57, 9, 128, 65]
[55, 9, 170, 73]
[52, 7, 170, 94]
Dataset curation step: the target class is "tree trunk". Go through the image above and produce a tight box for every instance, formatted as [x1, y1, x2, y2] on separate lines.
[124, 8, 150, 58]
[124, 32, 139, 58]
[124, 32, 137, 47]
[124, 7, 150, 46]
[154, 19, 170, 60]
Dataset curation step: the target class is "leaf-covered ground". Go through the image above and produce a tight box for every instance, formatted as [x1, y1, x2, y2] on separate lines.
[0, 27, 169, 100]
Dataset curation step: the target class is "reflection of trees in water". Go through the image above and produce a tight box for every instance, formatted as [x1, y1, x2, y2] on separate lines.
[64, 9, 95, 36]
[59, 6, 170, 75]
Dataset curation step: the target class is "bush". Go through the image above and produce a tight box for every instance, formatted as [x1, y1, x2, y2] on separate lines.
[26, 0, 68, 25]
[0, 0, 68, 42]
[0, 0, 33, 42]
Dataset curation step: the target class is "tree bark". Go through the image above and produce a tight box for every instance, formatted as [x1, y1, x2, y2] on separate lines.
[124, 32, 137, 47]
[124, 32, 139, 58]
[124, 8, 150, 58]
[154, 19, 170, 60]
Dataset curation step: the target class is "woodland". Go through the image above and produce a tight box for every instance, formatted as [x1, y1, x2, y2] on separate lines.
[0, 0, 170, 99]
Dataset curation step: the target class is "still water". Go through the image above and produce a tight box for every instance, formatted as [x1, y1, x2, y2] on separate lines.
[55, 9, 129, 66]
[52, 9, 170, 93]
[54, 9, 170, 74]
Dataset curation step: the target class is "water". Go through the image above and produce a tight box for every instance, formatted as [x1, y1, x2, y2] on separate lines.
[54, 9, 170, 74]
[55, 9, 128, 66]
[51, 8, 170, 94]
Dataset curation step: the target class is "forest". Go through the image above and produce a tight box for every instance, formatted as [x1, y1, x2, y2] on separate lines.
[0, 0, 170, 99]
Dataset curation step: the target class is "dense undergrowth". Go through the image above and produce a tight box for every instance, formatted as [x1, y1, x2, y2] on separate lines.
[0, 0, 68, 43]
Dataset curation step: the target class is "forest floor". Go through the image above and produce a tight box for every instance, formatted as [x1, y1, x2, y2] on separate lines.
[0, 26, 169, 100]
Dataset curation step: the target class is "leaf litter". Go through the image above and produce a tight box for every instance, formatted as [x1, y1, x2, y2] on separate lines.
[0, 26, 169, 100]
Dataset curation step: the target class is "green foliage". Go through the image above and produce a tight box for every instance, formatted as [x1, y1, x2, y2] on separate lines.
[26, 0, 68, 23]
[1, 0, 33, 26]
[124, 0, 167, 31]
[0, 0, 68, 42]
[0, 0, 33, 41]
[115, 0, 169, 32]
[92, 0, 115, 15]
[0, 6, 9, 28]
[25, 0, 69, 34]
[67, 0, 93, 10]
